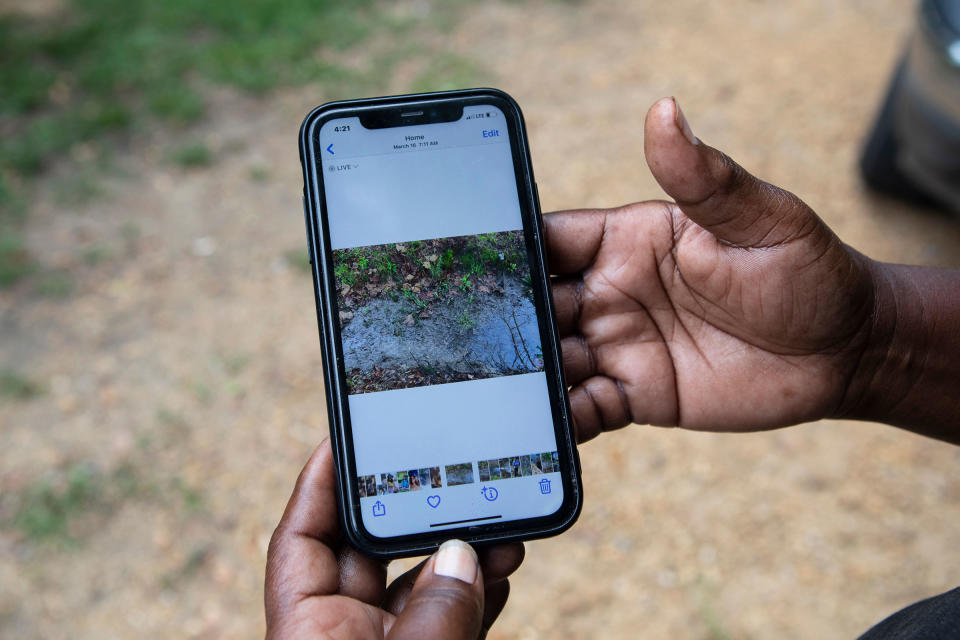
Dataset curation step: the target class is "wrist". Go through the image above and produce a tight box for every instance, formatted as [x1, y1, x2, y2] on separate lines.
[835, 258, 960, 441]
[833, 257, 903, 422]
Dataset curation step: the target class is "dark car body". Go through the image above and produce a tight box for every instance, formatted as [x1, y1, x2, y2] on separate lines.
[860, 0, 960, 214]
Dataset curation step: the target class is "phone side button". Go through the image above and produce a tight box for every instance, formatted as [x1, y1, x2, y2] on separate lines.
[302, 194, 315, 267]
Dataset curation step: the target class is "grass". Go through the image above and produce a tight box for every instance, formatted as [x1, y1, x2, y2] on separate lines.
[160, 544, 212, 589]
[220, 351, 251, 376]
[0, 0, 382, 173]
[0, 0, 487, 287]
[0, 232, 33, 286]
[13, 464, 99, 544]
[0, 369, 44, 400]
[248, 165, 270, 182]
[694, 579, 737, 640]
[33, 270, 73, 297]
[175, 479, 205, 513]
[284, 247, 311, 273]
[410, 53, 485, 94]
[169, 142, 212, 168]
[6, 436, 211, 547]
[81, 245, 111, 265]
[53, 170, 102, 206]
[333, 233, 526, 299]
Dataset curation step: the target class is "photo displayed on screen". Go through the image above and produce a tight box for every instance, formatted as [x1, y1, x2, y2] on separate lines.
[333, 230, 544, 394]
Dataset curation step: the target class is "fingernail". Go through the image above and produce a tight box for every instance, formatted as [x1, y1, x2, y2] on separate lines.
[433, 539, 478, 584]
[673, 97, 699, 145]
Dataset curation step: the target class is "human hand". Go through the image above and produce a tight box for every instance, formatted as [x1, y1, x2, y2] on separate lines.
[548, 97, 878, 441]
[265, 441, 524, 639]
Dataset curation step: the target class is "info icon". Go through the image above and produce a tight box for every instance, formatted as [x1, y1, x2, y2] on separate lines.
[481, 486, 498, 502]
[539, 479, 552, 495]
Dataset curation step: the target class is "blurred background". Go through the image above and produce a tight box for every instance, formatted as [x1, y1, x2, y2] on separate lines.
[2, 1, 960, 638]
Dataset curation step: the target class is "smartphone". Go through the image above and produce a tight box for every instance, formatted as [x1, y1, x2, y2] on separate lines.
[298, 88, 581, 558]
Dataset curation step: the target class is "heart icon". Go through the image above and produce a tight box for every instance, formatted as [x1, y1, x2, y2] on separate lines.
[427, 495, 441, 508]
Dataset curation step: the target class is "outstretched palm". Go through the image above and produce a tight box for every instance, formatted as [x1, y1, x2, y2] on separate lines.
[547, 99, 876, 441]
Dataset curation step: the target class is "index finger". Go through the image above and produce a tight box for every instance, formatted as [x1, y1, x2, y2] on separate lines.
[275, 439, 340, 545]
[544, 209, 608, 275]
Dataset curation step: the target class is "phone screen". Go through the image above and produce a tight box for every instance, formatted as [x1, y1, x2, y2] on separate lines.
[317, 104, 564, 539]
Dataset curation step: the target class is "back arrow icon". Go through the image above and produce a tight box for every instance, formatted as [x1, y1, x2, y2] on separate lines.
[326, 144, 334, 155]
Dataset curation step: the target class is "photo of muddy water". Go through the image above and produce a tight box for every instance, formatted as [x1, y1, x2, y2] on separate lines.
[333, 231, 544, 393]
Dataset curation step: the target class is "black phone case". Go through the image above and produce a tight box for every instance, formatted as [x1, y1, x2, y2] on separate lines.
[298, 88, 582, 558]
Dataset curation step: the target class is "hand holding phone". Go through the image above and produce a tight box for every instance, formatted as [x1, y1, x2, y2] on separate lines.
[298, 89, 581, 557]
[265, 440, 526, 638]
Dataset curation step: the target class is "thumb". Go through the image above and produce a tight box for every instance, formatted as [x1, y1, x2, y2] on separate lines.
[644, 96, 820, 248]
[387, 540, 484, 640]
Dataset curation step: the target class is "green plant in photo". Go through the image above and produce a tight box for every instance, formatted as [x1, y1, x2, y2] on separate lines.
[456, 309, 475, 330]
[403, 288, 427, 311]
[334, 262, 356, 287]
[480, 245, 499, 267]
[469, 259, 484, 277]
[462, 251, 485, 277]
[357, 255, 368, 270]
[376, 254, 399, 280]
[439, 248, 455, 271]
[458, 274, 472, 291]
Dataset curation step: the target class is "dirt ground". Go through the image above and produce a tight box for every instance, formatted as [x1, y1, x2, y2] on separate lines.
[3, 1, 960, 638]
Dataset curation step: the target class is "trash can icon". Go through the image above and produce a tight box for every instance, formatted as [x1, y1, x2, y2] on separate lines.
[539, 478, 552, 495]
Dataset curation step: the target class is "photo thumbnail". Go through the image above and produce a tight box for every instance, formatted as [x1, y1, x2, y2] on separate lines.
[422, 467, 442, 489]
[333, 231, 544, 394]
[357, 452, 559, 500]
[541, 451, 557, 473]
[529, 453, 543, 474]
[477, 450, 562, 482]
[445, 462, 474, 486]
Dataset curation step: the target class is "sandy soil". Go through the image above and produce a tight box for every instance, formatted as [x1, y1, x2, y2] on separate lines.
[2, 1, 960, 639]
